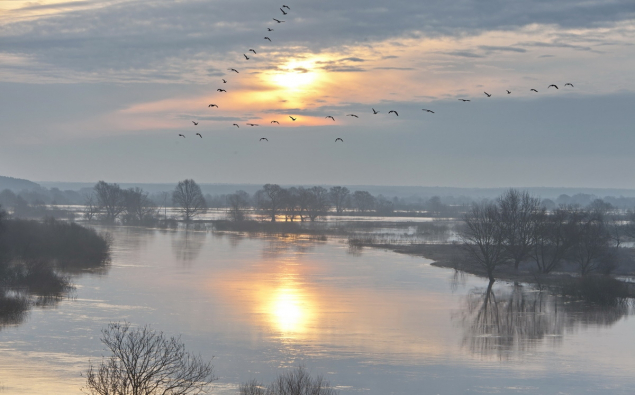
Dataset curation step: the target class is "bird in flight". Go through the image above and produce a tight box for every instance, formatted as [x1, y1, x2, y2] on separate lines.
[179, 134, 185, 138]
[228, 68, 239, 73]
[548, 84, 559, 89]
[192, 121, 198, 125]
[422, 109, 434, 113]
[564, 83, 574, 87]
[271, 120, 279, 124]
[247, 123, 259, 126]
[458, 99, 470, 102]
[282, 5, 290, 9]
[506, 90, 511, 94]
[196, 133, 202, 138]
[280, 8, 287, 15]
[222, 79, 227, 83]
[273, 18, 285, 23]
[233, 124, 239, 128]
[347, 114, 359, 118]
[372, 108, 379, 114]
[208, 104, 218, 108]
[260, 137, 268, 141]
[530, 89, 538, 92]
[217, 89, 226, 92]
[326, 116, 335, 121]
[244, 54, 250, 60]
[267, 28, 274, 31]
[264, 37, 272, 41]
[484, 92, 491, 97]
[335, 138, 343, 142]
[249, 49, 257, 54]
[388, 110, 399, 116]
[289, 116, 297, 121]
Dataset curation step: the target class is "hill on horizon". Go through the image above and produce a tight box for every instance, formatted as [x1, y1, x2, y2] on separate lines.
[0, 175, 40, 192]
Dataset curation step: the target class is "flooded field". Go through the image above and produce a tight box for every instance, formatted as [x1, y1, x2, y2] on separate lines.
[1, 226, 634, 394]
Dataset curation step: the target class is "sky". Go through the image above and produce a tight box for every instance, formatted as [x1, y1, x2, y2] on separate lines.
[1, 0, 634, 188]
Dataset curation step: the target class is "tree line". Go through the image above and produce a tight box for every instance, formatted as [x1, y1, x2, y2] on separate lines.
[460, 189, 635, 282]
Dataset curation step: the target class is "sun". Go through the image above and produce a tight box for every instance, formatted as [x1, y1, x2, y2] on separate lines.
[270, 60, 319, 90]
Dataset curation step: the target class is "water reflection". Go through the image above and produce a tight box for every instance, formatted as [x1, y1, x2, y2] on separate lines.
[457, 281, 633, 359]
[0, 290, 29, 330]
[171, 230, 206, 264]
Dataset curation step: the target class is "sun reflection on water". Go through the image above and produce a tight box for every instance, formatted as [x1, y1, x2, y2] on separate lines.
[271, 287, 306, 333]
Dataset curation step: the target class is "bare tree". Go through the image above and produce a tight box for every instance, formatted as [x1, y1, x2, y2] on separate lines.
[530, 208, 576, 274]
[239, 366, 338, 395]
[123, 187, 156, 224]
[306, 186, 329, 221]
[83, 192, 100, 223]
[172, 179, 207, 223]
[569, 212, 612, 275]
[329, 186, 349, 215]
[460, 203, 508, 282]
[94, 181, 127, 223]
[256, 184, 285, 222]
[83, 322, 216, 395]
[352, 191, 375, 214]
[497, 189, 542, 270]
[282, 187, 300, 222]
[226, 190, 250, 222]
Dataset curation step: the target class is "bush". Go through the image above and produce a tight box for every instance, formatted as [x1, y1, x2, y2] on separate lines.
[240, 366, 338, 395]
[562, 275, 630, 306]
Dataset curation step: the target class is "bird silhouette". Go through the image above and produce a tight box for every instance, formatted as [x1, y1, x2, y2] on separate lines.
[325, 116, 335, 121]
[273, 18, 285, 23]
[222, 79, 227, 83]
[506, 90, 511, 94]
[280, 8, 287, 15]
[484, 92, 491, 97]
[249, 49, 257, 54]
[271, 120, 279, 124]
[267, 28, 274, 31]
[282, 5, 290, 9]
[388, 110, 398, 116]
[335, 138, 343, 142]
[372, 108, 379, 114]
[422, 109, 434, 113]
[289, 116, 297, 121]
[264, 37, 272, 41]
[458, 99, 470, 102]
[217, 89, 226, 92]
[548, 84, 559, 89]
[228, 68, 239, 73]
[208, 104, 218, 108]
[564, 83, 574, 87]
[347, 114, 359, 118]
[192, 121, 198, 125]
[530, 89, 538, 92]
[260, 137, 268, 141]
[233, 124, 240, 128]
[244, 54, 250, 60]
[196, 133, 202, 138]
[247, 123, 259, 126]
[179, 134, 185, 138]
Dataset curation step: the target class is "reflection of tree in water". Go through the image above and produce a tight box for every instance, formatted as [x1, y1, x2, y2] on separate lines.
[261, 235, 327, 259]
[0, 290, 66, 331]
[171, 229, 207, 264]
[457, 281, 632, 358]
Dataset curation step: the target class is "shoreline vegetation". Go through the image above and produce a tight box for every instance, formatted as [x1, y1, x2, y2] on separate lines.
[0, 211, 111, 329]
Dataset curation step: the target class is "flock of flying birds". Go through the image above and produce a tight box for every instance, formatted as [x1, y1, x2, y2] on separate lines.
[178, 5, 575, 143]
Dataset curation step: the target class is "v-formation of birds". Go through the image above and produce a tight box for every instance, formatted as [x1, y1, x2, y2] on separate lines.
[183, 4, 575, 143]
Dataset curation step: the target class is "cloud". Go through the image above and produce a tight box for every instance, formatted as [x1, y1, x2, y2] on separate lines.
[478, 45, 527, 53]
[442, 51, 485, 58]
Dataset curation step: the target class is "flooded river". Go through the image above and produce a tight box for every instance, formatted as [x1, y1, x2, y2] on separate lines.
[1, 226, 634, 394]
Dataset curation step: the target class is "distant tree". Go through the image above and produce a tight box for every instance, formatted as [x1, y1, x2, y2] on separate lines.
[256, 184, 285, 222]
[352, 191, 375, 213]
[0, 204, 6, 231]
[227, 190, 250, 222]
[94, 181, 126, 223]
[375, 195, 394, 215]
[497, 189, 542, 270]
[295, 187, 312, 221]
[83, 322, 216, 395]
[172, 179, 207, 222]
[569, 212, 612, 275]
[0, 189, 17, 209]
[282, 187, 300, 222]
[426, 196, 445, 217]
[83, 192, 99, 223]
[460, 203, 507, 282]
[239, 366, 338, 395]
[329, 186, 350, 215]
[530, 208, 576, 274]
[123, 187, 156, 224]
[306, 186, 330, 221]
[540, 199, 556, 211]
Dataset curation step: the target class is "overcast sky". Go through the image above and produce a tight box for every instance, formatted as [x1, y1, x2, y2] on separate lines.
[1, 0, 634, 187]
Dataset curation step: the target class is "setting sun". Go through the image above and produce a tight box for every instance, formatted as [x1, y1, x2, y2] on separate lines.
[270, 60, 319, 90]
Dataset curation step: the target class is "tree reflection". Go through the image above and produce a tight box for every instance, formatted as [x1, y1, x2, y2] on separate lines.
[457, 280, 632, 358]
[171, 229, 206, 264]
[0, 290, 29, 330]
